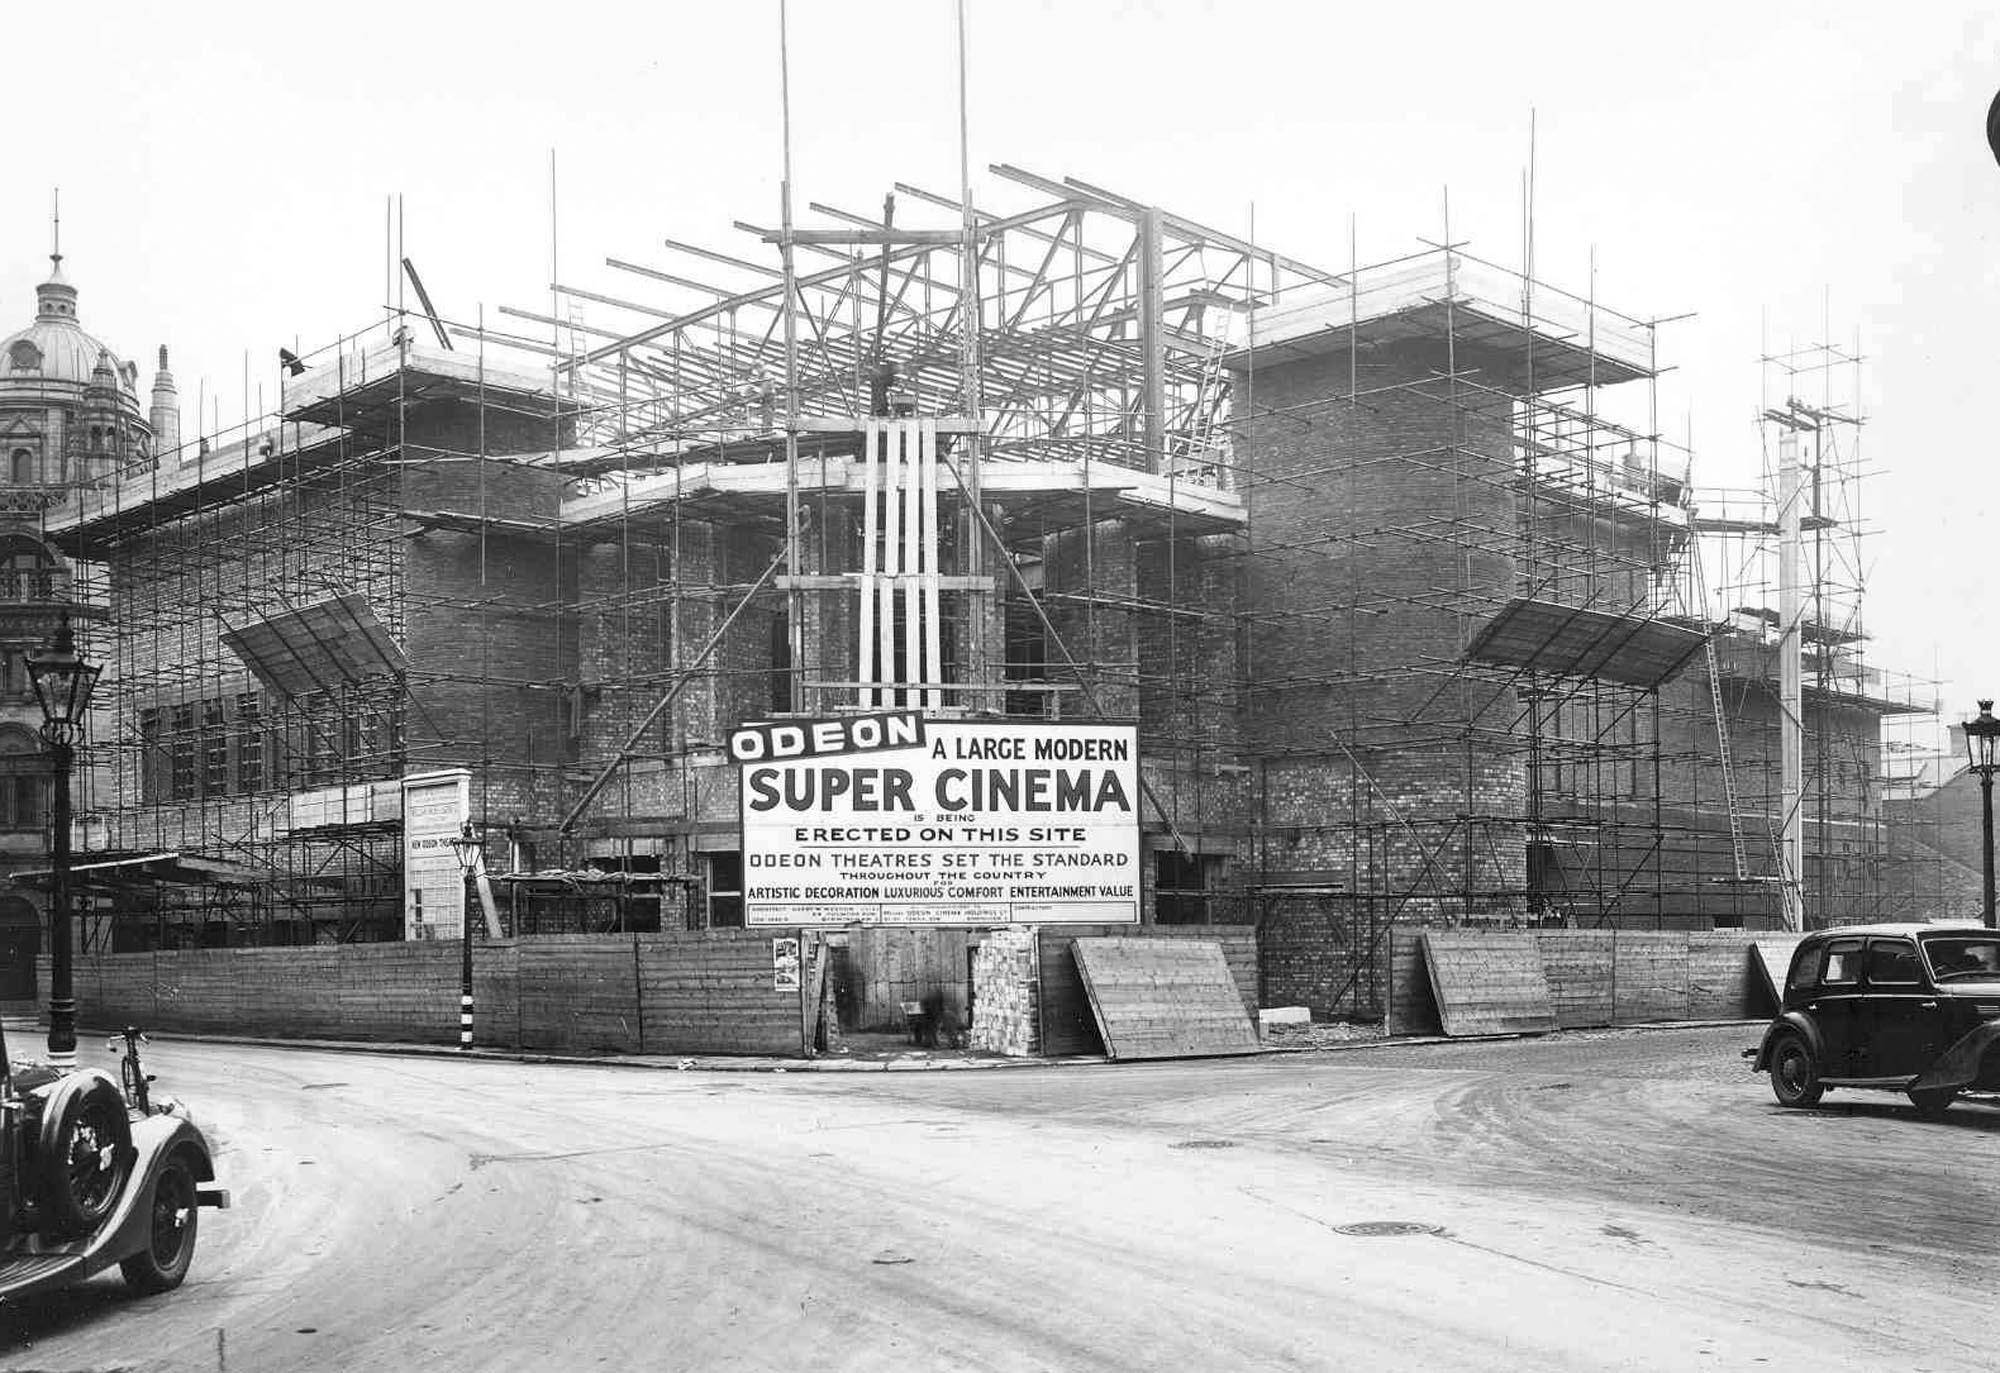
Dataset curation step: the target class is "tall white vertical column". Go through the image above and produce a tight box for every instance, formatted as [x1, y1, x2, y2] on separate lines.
[901, 420, 923, 710]
[858, 419, 879, 707]
[921, 419, 944, 711]
[1777, 425, 1805, 932]
[855, 418, 948, 713]
[879, 423, 904, 705]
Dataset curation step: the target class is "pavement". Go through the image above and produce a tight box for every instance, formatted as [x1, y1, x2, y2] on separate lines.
[3, 1024, 1995, 1371]
[0, 1013, 1765, 1075]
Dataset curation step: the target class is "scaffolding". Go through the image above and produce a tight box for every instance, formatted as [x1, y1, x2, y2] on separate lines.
[28, 163, 1945, 1000]
[1687, 338, 1946, 927]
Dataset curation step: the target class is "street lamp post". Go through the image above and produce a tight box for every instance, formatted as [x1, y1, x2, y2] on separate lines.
[26, 612, 102, 1067]
[1964, 700, 2000, 930]
[446, 821, 481, 1050]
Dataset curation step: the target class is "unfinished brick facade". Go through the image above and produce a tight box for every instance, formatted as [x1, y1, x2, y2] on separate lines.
[1236, 343, 1526, 922]
[26, 197, 1948, 1036]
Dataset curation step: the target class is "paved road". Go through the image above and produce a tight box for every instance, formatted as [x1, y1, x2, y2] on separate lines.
[3, 1026, 1995, 1371]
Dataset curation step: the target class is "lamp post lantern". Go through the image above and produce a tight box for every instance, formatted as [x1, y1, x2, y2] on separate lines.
[1965, 700, 2000, 930]
[446, 820, 481, 1050]
[26, 612, 102, 1066]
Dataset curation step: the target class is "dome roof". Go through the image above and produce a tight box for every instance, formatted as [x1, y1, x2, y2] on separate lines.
[0, 257, 137, 397]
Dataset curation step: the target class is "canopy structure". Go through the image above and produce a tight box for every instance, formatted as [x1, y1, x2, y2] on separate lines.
[220, 593, 407, 697]
[1465, 597, 1708, 689]
[10, 850, 291, 893]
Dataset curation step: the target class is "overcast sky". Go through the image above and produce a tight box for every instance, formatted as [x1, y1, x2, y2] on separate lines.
[8, 0, 1998, 742]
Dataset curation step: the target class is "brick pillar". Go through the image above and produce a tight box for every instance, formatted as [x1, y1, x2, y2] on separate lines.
[1236, 343, 1525, 920]
[674, 523, 724, 748]
[1044, 518, 1139, 720]
[968, 926, 1041, 1056]
[799, 513, 852, 716]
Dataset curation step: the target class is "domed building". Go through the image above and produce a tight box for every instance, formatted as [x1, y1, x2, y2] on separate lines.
[0, 251, 178, 1008]
[1, 253, 177, 486]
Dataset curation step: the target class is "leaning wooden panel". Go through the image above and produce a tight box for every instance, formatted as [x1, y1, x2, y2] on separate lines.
[1420, 932, 1557, 1037]
[1750, 936, 1806, 1014]
[1070, 937, 1262, 1061]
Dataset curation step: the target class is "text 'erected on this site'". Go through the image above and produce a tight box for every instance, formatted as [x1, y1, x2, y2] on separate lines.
[731, 712, 1141, 927]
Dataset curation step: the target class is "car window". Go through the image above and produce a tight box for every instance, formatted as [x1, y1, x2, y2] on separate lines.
[1923, 936, 2000, 980]
[1820, 940, 1863, 987]
[1785, 947, 1820, 994]
[1865, 939, 1920, 986]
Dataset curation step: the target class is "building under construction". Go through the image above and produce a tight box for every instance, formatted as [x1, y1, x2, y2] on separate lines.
[30, 165, 1958, 1018]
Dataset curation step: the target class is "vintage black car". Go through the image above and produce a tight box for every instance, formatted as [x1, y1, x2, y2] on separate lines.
[1752, 922, 2000, 1115]
[0, 1026, 228, 1304]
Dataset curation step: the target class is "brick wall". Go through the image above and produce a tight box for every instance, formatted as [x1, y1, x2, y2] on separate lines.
[1236, 345, 1519, 735]
[1256, 892, 1391, 1019]
[1042, 520, 1139, 719]
[1884, 775, 1988, 923]
[1232, 344, 1524, 924]
[97, 400, 579, 909]
[968, 925, 1040, 1057]
[1631, 665, 1897, 927]
[572, 515, 790, 810]
[403, 455, 574, 822]
[1135, 535, 1237, 754]
[1894, 771, 1982, 872]
[104, 469, 404, 856]
[1524, 484, 1669, 608]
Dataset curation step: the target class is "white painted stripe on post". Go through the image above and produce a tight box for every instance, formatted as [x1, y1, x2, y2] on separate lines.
[858, 417, 879, 707]
[920, 418, 943, 711]
[901, 420, 920, 710]
[880, 423, 902, 703]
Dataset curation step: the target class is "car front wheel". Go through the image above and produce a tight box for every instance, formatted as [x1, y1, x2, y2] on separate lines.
[120, 1154, 199, 1295]
[1770, 1031, 1823, 1107]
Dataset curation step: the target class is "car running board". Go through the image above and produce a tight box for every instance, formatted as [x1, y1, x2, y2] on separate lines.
[0, 1252, 87, 1300]
[197, 1184, 230, 1210]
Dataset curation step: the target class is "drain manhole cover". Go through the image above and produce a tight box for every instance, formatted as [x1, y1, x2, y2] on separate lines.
[1170, 1139, 1236, 1150]
[1334, 1221, 1443, 1237]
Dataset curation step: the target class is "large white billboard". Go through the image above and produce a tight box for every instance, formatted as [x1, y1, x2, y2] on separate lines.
[402, 768, 469, 941]
[732, 713, 1140, 927]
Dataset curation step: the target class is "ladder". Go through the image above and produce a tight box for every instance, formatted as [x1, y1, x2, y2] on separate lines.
[1703, 635, 1749, 881]
[1174, 309, 1233, 485]
[1691, 535, 1748, 880]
